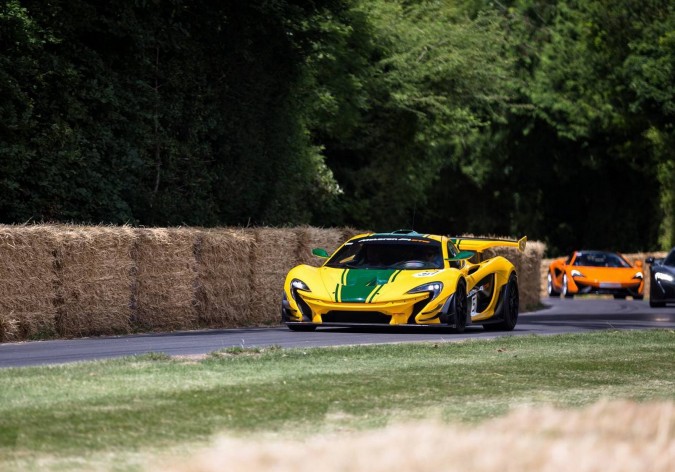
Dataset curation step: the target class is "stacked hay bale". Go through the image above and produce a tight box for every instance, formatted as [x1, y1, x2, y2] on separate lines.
[295, 226, 345, 267]
[250, 228, 300, 325]
[54, 225, 135, 337]
[195, 228, 256, 328]
[0, 225, 58, 342]
[134, 228, 199, 331]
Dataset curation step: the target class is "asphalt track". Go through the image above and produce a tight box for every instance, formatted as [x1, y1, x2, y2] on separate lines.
[1, 297, 674, 368]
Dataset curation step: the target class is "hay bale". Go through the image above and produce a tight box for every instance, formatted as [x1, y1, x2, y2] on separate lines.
[250, 228, 299, 325]
[134, 228, 199, 331]
[295, 226, 345, 267]
[195, 228, 255, 328]
[53, 225, 135, 337]
[0, 225, 58, 342]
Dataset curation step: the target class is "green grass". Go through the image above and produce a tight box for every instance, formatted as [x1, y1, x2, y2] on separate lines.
[1, 330, 675, 470]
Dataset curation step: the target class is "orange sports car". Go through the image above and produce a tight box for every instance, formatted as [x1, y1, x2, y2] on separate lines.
[547, 250, 644, 299]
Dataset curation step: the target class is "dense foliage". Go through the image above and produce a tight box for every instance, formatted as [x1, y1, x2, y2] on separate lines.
[1, 0, 672, 253]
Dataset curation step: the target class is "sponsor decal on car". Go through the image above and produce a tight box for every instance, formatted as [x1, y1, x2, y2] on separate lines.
[413, 271, 442, 278]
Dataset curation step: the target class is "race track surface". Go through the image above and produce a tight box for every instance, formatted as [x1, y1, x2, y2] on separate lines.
[1, 298, 674, 368]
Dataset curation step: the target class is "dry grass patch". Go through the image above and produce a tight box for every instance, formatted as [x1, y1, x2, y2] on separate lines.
[165, 400, 675, 472]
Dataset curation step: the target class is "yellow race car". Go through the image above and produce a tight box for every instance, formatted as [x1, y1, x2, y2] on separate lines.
[281, 230, 526, 332]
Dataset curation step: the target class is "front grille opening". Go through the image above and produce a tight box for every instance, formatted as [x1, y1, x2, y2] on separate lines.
[293, 290, 313, 321]
[323, 311, 390, 324]
[408, 294, 432, 323]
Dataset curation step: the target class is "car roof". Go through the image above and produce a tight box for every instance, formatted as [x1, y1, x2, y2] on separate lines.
[351, 230, 444, 243]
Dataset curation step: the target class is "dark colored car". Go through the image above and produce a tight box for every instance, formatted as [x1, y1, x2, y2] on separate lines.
[646, 248, 675, 307]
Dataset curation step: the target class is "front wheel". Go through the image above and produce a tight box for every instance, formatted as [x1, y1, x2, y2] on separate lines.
[448, 279, 468, 333]
[547, 272, 559, 297]
[562, 274, 574, 298]
[650, 300, 665, 308]
[484, 273, 519, 331]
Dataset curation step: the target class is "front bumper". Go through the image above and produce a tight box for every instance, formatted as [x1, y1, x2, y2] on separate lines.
[568, 277, 643, 296]
[651, 277, 675, 302]
[282, 291, 447, 325]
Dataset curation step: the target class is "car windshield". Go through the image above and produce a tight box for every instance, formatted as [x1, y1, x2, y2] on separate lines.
[665, 249, 675, 267]
[573, 252, 630, 268]
[325, 238, 443, 270]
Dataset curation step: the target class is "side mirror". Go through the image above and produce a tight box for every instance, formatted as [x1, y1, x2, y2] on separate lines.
[447, 250, 475, 261]
[645, 257, 654, 264]
[635, 260, 643, 268]
[312, 248, 329, 258]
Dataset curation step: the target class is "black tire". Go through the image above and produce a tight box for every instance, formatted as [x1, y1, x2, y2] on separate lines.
[484, 273, 519, 331]
[448, 279, 468, 333]
[547, 272, 559, 297]
[562, 274, 574, 298]
[649, 280, 664, 307]
[287, 324, 317, 332]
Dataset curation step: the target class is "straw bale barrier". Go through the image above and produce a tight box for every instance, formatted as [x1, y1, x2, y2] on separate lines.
[134, 228, 199, 331]
[0, 225, 544, 342]
[0, 226, 58, 342]
[53, 226, 135, 337]
[295, 226, 345, 267]
[249, 228, 299, 325]
[540, 252, 668, 299]
[195, 228, 255, 328]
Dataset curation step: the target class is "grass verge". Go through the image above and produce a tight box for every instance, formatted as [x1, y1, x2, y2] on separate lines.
[1, 330, 674, 470]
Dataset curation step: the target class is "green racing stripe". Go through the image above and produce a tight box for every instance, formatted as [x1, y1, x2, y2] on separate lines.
[338, 269, 399, 303]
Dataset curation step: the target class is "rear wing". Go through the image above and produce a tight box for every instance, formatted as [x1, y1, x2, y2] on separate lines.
[450, 236, 527, 253]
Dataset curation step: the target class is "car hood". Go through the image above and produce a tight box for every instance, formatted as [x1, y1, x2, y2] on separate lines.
[291, 266, 450, 303]
[653, 265, 675, 275]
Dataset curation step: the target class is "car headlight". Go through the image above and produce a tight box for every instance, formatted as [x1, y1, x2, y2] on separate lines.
[407, 282, 443, 301]
[655, 272, 674, 283]
[571, 269, 584, 277]
[633, 272, 643, 279]
[291, 279, 310, 291]
[290, 279, 311, 302]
